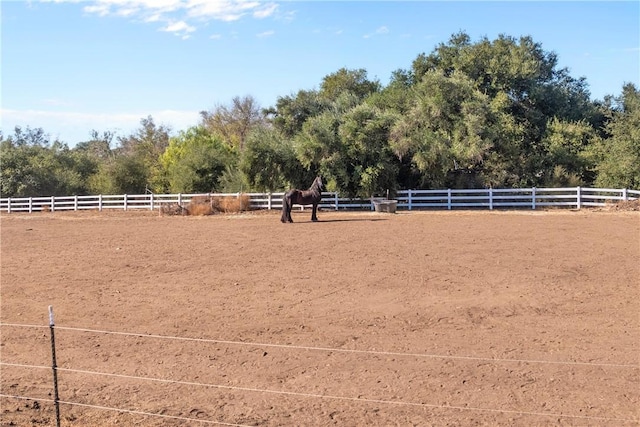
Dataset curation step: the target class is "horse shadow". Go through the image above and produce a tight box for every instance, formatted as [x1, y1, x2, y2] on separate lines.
[289, 217, 388, 223]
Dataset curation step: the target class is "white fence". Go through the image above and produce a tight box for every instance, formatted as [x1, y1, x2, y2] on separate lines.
[1, 187, 638, 213]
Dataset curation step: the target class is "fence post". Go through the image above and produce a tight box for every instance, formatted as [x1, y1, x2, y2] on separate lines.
[29, 197, 33, 213]
[150, 193, 154, 211]
[622, 188, 628, 201]
[74, 195, 78, 211]
[48, 306, 61, 427]
[7, 197, 11, 214]
[447, 189, 452, 210]
[124, 194, 128, 211]
[531, 188, 536, 210]
[51, 196, 55, 212]
[489, 188, 493, 211]
[178, 193, 182, 207]
[576, 186, 582, 210]
[334, 192, 338, 210]
[408, 190, 412, 211]
[98, 194, 103, 211]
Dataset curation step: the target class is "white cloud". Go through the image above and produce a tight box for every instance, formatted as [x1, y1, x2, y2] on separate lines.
[364, 25, 390, 39]
[185, 0, 270, 22]
[58, 0, 281, 38]
[256, 30, 274, 38]
[144, 13, 162, 22]
[83, 3, 111, 16]
[42, 98, 73, 107]
[253, 3, 277, 19]
[161, 20, 196, 36]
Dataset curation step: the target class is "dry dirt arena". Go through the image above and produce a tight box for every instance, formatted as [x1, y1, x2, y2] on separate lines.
[1, 208, 638, 427]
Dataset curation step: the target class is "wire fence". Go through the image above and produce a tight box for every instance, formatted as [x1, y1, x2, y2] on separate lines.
[2, 313, 638, 426]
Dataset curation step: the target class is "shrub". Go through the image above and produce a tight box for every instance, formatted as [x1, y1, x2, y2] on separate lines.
[182, 194, 250, 216]
[219, 193, 250, 213]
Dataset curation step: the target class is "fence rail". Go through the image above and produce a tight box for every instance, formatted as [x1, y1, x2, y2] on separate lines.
[1, 187, 638, 213]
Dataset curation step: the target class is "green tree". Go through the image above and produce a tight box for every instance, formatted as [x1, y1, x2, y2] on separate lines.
[390, 70, 494, 188]
[591, 83, 640, 188]
[200, 95, 265, 151]
[407, 32, 602, 187]
[240, 126, 306, 192]
[88, 117, 170, 194]
[540, 118, 597, 186]
[290, 92, 400, 197]
[319, 68, 381, 102]
[159, 126, 234, 193]
[267, 90, 329, 138]
[74, 130, 116, 161]
[1, 127, 95, 197]
[337, 104, 400, 197]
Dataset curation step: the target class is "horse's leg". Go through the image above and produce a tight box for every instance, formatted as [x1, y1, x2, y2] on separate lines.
[281, 195, 288, 223]
[286, 196, 294, 223]
[311, 202, 318, 221]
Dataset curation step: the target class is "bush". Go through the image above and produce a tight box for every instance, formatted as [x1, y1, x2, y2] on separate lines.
[184, 194, 250, 216]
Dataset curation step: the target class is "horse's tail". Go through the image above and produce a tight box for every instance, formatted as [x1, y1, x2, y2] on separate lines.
[281, 191, 291, 222]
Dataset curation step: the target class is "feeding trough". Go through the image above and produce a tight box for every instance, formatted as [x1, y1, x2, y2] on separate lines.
[372, 198, 398, 213]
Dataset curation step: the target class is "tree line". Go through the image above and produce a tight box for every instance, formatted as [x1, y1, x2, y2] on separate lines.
[2, 32, 639, 199]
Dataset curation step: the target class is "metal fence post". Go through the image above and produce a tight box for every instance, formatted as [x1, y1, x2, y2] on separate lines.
[48, 306, 61, 427]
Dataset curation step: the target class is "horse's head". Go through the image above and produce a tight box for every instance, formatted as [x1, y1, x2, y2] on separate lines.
[314, 176, 324, 192]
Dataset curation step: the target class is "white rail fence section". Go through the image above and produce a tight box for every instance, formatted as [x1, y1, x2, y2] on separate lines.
[1, 187, 638, 214]
[1, 313, 638, 426]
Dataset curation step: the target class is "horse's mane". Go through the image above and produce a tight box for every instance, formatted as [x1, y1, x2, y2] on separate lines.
[308, 176, 323, 196]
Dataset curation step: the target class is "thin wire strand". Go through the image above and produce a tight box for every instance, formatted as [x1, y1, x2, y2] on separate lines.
[0, 394, 252, 426]
[1, 362, 50, 370]
[3, 322, 637, 368]
[1, 322, 48, 329]
[4, 368, 638, 424]
[50, 324, 640, 369]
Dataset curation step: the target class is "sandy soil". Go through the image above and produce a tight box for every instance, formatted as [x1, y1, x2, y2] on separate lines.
[1, 209, 639, 426]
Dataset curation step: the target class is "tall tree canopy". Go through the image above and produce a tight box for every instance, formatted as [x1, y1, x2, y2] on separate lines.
[591, 84, 640, 188]
[200, 95, 265, 151]
[2, 33, 637, 199]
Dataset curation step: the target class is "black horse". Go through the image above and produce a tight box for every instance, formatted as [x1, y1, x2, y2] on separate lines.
[281, 176, 324, 223]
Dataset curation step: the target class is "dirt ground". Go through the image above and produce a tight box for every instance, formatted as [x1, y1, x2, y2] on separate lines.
[1, 208, 638, 426]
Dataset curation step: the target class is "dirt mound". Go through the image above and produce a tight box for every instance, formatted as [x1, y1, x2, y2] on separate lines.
[609, 198, 640, 211]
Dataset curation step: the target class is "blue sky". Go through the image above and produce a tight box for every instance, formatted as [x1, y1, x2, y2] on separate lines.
[2, 1, 639, 146]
